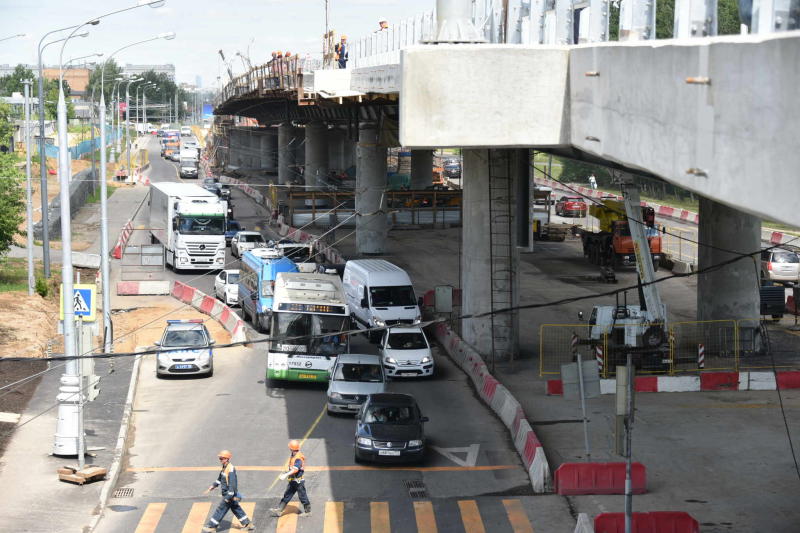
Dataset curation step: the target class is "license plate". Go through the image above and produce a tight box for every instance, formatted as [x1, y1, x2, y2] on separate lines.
[378, 450, 401, 456]
[174, 364, 193, 369]
[298, 374, 317, 380]
[347, 404, 361, 410]
[399, 372, 416, 376]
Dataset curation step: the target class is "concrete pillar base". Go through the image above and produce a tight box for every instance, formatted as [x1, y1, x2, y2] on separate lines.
[410, 150, 434, 189]
[356, 123, 388, 255]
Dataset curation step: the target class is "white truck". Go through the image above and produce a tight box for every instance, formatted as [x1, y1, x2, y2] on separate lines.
[149, 182, 227, 271]
[179, 149, 199, 179]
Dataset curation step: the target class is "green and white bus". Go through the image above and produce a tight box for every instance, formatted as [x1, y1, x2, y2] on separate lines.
[267, 272, 351, 382]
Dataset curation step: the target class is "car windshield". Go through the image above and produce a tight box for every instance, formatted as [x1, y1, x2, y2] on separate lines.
[333, 363, 383, 382]
[178, 216, 225, 235]
[773, 251, 800, 263]
[565, 197, 583, 203]
[364, 405, 416, 424]
[163, 329, 207, 347]
[227, 273, 240, 283]
[386, 332, 427, 350]
[241, 234, 264, 243]
[370, 285, 416, 307]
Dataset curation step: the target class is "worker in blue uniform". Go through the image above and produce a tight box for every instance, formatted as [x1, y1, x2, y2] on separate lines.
[203, 450, 254, 531]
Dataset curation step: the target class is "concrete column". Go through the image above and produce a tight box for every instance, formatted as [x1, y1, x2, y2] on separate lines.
[460, 149, 520, 363]
[293, 126, 305, 180]
[410, 150, 434, 189]
[356, 123, 387, 255]
[328, 128, 345, 172]
[697, 197, 761, 322]
[264, 130, 278, 172]
[278, 123, 293, 184]
[305, 121, 329, 188]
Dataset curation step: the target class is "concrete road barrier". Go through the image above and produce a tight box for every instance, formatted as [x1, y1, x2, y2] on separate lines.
[594, 512, 699, 533]
[554, 462, 646, 495]
[116, 281, 171, 295]
[112, 220, 134, 259]
[547, 371, 800, 394]
[170, 281, 247, 343]
[72, 252, 101, 269]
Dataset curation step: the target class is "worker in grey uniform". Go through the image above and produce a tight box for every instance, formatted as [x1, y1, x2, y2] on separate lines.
[203, 450, 255, 531]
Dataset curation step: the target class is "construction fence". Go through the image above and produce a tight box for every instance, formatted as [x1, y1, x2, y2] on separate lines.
[539, 319, 781, 378]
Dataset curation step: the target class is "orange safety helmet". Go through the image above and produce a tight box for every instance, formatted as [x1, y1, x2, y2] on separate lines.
[288, 440, 301, 451]
[218, 450, 232, 459]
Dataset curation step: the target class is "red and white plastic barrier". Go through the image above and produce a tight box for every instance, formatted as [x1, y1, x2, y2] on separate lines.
[595, 511, 699, 533]
[170, 281, 246, 343]
[115, 280, 170, 295]
[433, 321, 551, 493]
[111, 220, 134, 259]
[547, 371, 800, 395]
[554, 462, 646, 495]
[697, 344, 705, 369]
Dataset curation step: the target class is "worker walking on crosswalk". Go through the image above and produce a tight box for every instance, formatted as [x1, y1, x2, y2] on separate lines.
[270, 440, 311, 517]
[203, 450, 255, 531]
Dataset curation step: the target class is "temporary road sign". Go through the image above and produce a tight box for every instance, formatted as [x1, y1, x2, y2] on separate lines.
[59, 284, 97, 322]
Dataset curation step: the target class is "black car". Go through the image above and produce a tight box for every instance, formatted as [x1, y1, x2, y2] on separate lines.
[354, 393, 428, 463]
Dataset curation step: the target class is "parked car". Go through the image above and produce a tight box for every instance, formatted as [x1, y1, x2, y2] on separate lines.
[326, 354, 386, 415]
[354, 393, 428, 463]
[225, 220, 244, 245]
[761, 248, 800, 285]
[379, 326, 434, 378]
[231, 231, 267, 258]
[555, 196, 588, 217]
[214, 269, 240, 306]
[154, 319, 214, 378]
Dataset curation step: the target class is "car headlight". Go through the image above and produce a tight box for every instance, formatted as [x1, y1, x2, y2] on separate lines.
[385, 357, 397, 365]
[329, 392, 342, 400]
[357, 437, 372, 447]
[420, 357, 431, 364]
[413, 315, 422, 324]
[374, 319, 386, 327]
[408, 439, 423, 447]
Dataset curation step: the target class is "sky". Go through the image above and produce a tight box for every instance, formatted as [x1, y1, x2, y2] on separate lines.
[0, 0, 434, 88]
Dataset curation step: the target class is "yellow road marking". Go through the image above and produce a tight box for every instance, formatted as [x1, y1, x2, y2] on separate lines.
[234, 501, 255, 528]
[127, 465, 517, 473]
[134, 502, 166, 533]
[180, 502, 211, 533]
[370, 501, 391, 533]
[323, 501, 344, 533]
[268, 404, 327, 491]
[458, 500, 486, 533]
[414, 501, 437, 533]
[503, 499, 534, 533]
[277, 504, 299, 533]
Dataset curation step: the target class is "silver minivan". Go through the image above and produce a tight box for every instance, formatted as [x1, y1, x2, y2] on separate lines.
[326, 354, 386, 415]
[761, 248, 800, 285]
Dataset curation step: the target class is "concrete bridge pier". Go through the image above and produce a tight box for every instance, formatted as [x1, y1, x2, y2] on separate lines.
[410, 150, 434, 189]
[277, 123, 296, 184]
[355, 122, 388, 255]
[260, 130, 278, 173]
[305, 121, 329, 188]
[697, 198, 761, 324]
[293, 126, 305, 181]
[460, 148, 521, 363]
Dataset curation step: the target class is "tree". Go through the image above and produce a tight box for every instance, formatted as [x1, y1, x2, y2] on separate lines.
[610, 0, 742, 40]
[0, 101, 14, 143]
[0, 152, 25, 257]
[87, 58, 122, 105]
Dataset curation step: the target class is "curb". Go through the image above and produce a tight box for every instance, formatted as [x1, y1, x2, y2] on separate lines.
[87, 347, 144, 532]
[432, 321, 551, 493]
[546, 371, 800, 394]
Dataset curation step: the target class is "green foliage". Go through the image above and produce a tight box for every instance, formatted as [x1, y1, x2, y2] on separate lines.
[86, 184, 116, 203]
[718, 0, 743, 34]
[0, 154, 25, 257]
[87, 59, 122, 105]
[0, 101, 14, 142]
[0, 64, 35, 96]
[35, 276, 48, 297]
[608, 0, 741, 40]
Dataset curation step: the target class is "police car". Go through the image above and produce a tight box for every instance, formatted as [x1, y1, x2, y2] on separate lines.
[154, 319, 215, 378]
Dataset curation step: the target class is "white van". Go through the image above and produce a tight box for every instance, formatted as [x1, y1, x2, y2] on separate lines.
[342, 260, 421, 342]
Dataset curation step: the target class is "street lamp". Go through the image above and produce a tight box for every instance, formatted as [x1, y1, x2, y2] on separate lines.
[0, 33, 26, 43]
[109, 77, 124, 163]
[53, 0, 170, 465]
[37, 26, 92, 279]
[125, 77, 144, 174]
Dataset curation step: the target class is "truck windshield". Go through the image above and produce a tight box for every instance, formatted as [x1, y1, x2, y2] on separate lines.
[280, 245, 312, 262]
[178, 216, 225, 235]
[370, 285, 416, 307]
[180, 159, 196, 166]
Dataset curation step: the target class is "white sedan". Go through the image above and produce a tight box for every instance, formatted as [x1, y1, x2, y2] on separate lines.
[231, 231, 266, 258]
[214, 269, 240, 306]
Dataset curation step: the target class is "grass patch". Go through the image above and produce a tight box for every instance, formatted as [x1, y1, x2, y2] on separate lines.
[0, 258, 60, 294]
[86, 184, 117, 204]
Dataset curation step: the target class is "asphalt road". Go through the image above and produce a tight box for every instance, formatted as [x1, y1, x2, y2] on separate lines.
[95, 137, 572, 532]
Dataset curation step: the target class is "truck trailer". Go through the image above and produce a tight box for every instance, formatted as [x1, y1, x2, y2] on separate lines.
[149, 182, 227, 271]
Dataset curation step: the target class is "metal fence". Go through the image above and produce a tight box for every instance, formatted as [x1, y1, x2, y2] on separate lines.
[350, 11, 436, 69]
[42, 125, 119, 161]
[121, 243, 165, 281]
[539, 319, 786, 378]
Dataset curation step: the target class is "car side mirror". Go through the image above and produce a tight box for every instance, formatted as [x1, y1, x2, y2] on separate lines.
[241, 226, 246, 231]
[420, 416, 429, 422]
[578, 311, 584, 321]
[153, 341, 161, 346]
[360, 298, 368, 309]
[208, 340, 216, 345]
[172, 218, 178, 230]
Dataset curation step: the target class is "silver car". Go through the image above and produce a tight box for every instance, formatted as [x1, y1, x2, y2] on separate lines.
[761, 248, 800, 285]
[326, 354, 386, 415]
[154, 320, 215, 377]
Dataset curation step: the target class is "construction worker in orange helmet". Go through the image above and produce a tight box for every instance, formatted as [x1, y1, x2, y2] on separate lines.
[270, 440, 311, 517]
[202, 450, 254, 531]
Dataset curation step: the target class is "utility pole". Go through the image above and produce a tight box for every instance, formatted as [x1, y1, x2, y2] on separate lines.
[23, 80, 34, 296]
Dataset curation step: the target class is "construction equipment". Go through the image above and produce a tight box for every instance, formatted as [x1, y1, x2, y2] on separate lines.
[582, 184, 669, 371]
[531, 186, 578, 242]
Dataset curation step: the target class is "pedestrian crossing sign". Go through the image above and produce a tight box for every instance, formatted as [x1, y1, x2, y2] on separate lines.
[59, 284, 97, 322]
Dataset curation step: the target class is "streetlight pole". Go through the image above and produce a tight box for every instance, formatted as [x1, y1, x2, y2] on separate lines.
[23, 80, 34, 296]
[0, 33, 26, 43]
[37, 27, 92, 279]
[125, 78, 143, 176]
[109, 77, 124, 164]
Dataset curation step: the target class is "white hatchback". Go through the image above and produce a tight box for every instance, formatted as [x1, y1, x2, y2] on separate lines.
[214, 269, 240, 306]
[379, 326, 434, 378]
[231, 231, 267, 258]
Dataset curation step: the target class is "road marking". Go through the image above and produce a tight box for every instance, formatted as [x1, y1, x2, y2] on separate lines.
[235, 501, 256, 528]
[133, 502, 166, 533]
[503, 499, 534, 533]
[127, 465, 517, 473]
[268, 404, 327, 491]
[324, 501, 344, 533]
[432, 444, 480, 467]
[414, 501, 437, 533]
[370, 501, 391, 533]
[277, 504, 299, 533]
[458, 500, 486, 533]
[180, 502, 211, 533]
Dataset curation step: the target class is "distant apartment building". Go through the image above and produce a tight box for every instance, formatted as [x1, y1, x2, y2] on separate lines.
[122, 63, 175, 81]
[42, 67, 92, 99]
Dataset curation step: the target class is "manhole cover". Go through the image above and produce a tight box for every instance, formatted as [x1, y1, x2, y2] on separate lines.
[404, 479, 428, 499]
[112, 487, 134, 498]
